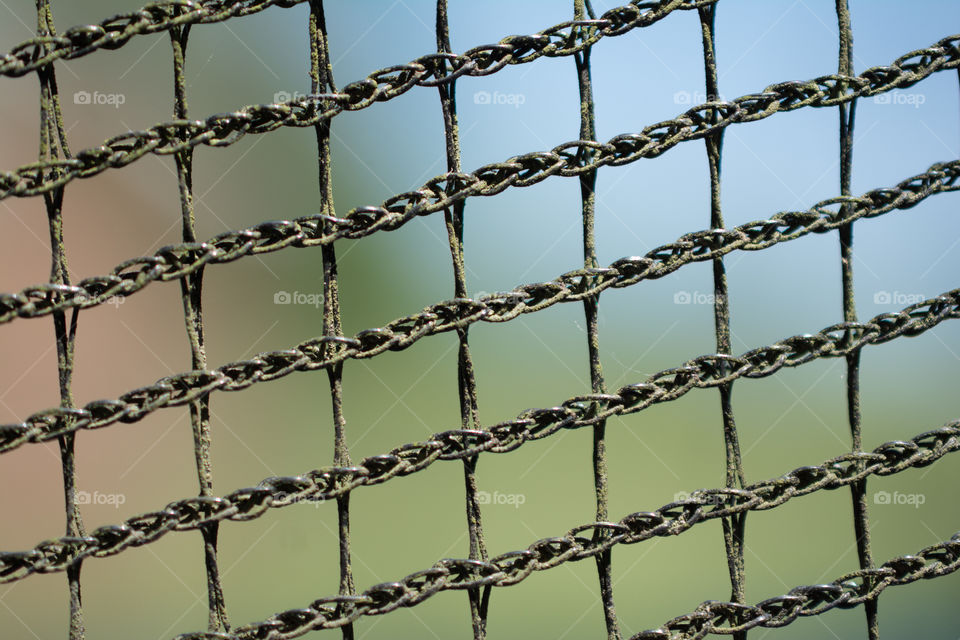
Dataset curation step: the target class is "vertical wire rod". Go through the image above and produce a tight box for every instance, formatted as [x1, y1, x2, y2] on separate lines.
[309, 3, 355, 639]
[697, 7, 747, 639]
[36, 2, 85, 637]
[436, 3, 490, 638]
[574, 1, 620, 638]
[169, 20, 229, 633]
[835, 2, 878, 638]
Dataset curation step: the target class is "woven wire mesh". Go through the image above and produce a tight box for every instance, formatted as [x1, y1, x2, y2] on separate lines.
[0, 1, 959, 639]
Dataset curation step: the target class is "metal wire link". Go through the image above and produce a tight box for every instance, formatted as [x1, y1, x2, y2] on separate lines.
[1, 414, 955, 585]
[0, 33, 956, 202]
[0, 0, 710, 79]
[5, 0, 956, 636]
[0, 0, 309, 78]
[1, 152, 955, 326]
[0, 273, 956, 455]
[631, 532, 960, 639]
[0, 0, 716, 200]
[147, 428, 960, 640]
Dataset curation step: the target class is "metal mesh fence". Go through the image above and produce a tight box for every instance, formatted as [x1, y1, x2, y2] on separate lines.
[0, 1, 958, 639]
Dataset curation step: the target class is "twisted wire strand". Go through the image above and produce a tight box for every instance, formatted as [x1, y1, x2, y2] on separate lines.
[630, 531, 960, 639]
[2, 38, 959, 322]
[1, 292, 957, 583]
[0, 158, 956, 455]
[0, 0, 312, 78]
[1, 4, 955, 639]
[0, 0, 712, 79]
[0, 0, 720, 199]
[163, 423, 960, 639]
